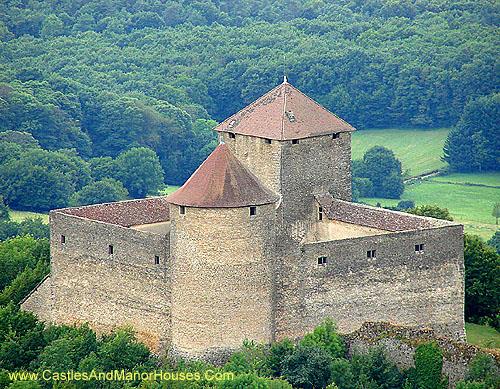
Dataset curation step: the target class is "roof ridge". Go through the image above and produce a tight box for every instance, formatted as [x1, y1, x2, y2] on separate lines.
[215, 83, 285, 132]
[285, 83, 356, 132]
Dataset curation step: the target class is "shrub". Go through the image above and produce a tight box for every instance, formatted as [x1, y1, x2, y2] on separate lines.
[282, 344, 332, 389]
[413, 342, 447, 389]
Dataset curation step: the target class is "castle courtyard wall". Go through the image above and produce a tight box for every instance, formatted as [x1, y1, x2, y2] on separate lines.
[275, 225, 465, 342]
[48, 211, 171, 351]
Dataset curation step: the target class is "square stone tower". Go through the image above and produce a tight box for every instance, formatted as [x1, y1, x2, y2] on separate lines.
[214, 79, 355, 243]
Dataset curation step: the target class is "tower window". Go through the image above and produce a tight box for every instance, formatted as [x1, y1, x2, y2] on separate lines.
[249, 206, 257, 216]
[61, 235, 66, 244]
[415, 244, 425, 253]
[264, 138, 272, 144]
[367, 249, 376, 259]
[179, 206, 186, 215]
[318, 256, 328, 265]
[154, 255, 160, 265]
[292, 139, 299, 145]
[332, 133, 339, 139]
[228, 132, 236, 139]
[108, 245, 114, 255]
[318, 206, 323, 221]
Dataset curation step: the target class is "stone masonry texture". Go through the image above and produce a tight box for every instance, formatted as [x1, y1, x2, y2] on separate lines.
[22, 83, 465, 362]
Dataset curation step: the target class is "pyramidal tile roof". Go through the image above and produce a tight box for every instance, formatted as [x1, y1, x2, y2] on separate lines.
[166, 143, 279, 208]
[214, 79, 355, 140]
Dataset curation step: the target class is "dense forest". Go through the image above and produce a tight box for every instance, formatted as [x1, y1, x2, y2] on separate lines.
[0, 0, 498, 192]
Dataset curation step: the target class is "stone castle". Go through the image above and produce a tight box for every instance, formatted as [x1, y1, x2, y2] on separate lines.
[22, 80, 465, 361]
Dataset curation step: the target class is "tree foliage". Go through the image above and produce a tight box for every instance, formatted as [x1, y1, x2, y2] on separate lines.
[407, 205, 453, 221]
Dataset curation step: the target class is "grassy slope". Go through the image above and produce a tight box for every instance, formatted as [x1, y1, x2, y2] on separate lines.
[158, 185, 180, 195]
[465, 323, 500, 349]
[361, 175, 500, 239]
[9, 210, 49, 224]
[431, 172, 500, 187]
[351, 128, 449, 177]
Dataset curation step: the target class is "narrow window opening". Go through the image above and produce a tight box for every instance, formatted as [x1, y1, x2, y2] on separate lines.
[228, 132, 236, 139]
[332, 133, 339, 139]
[264, 138, 272, 144]
[292, 139, 299, 145]
[154, 255, 160, 265]
[249, 206, 257, 216]
[367, 249, 376, 259]
[415, 244, 425, 253]
[108, 245, 114, 255]
[318, 206, 323, 221]
[318, 256, 328, 266]
[61, 235, 66, 244]
[179, 206, 186, 215]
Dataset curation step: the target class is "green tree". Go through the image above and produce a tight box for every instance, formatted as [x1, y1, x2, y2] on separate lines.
[408, 205, 453, 221]
[40, 15, 65, 37]
[464, 353, 500, 388]
[114, 147, 165, 198]
[464, 234, 500, 323]
[492, 203, 500, 225]
[487, 231, 500, 254]
[70, 178, 129, 206]
[282, 344, 332, 389]
[300, 318, 345, 359]
[0, 260, 49, 305]
[443, 94, 499, 172]
[413, 342, 447, 389]
[0, 197, 9, 222]
[267, 338, 295, 377]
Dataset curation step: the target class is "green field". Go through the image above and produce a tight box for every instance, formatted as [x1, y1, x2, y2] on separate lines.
[361, 174, 500, 239]
[351, 128, 449, 177]
[9, 210, 49, 224]
[431, 172, 500, 187]
[158, 185, 180, 196]
[465, 323, 500, 349]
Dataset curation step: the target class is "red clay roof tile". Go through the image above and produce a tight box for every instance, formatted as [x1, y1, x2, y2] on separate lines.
[214, 80, 355, 140]
[166, 143, 279, 208]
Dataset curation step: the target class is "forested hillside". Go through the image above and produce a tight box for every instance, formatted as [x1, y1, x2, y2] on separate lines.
[0, 0, 498, 186]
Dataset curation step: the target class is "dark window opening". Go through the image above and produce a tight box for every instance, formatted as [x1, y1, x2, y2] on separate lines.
[179, 206, 186, 215]
[108, 245, 114, 255]
[318, 256, 328, 265]
[154, 255, 160, 265]
[332, 133, 339, 139]
[292, 139, 299, 145]
[367, 249, 376, 259]
[318, 206, 323, 221]
[264, 138, 272, 144]
[415, 244, 425, 253]
[61, 235, 66, 244]
[250, 206, 257, 216]
[228, 132, 236, 139]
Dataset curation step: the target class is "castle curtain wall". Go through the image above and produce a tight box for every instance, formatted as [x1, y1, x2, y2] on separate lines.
[49, 212, 171, 351]
[275, 225, 465, 341]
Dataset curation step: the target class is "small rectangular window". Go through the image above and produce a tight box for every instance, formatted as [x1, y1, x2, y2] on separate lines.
[61, 235, 66, 244]
[367, 249, 376, 259]
[179, 206, 186, 215]
[264, 138, 272, 144]
[415, 244, 424, 253]
[154, 255, 160, 265]
[108, 245, 114, 255]
[228, 132, 236, 139]
[249, 206, 257, 216]
[292, 139, 299, 145]
[318, 206, 323, 221]
[332, 133, 339, 139]
[318, 256, 328, 265]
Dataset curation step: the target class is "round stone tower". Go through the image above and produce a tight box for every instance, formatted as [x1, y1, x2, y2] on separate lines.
[166, 143, 279, 361]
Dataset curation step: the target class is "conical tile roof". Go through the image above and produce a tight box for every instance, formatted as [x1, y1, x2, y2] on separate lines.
[166, 143, 279, 208]
[214, 80, 355, 140]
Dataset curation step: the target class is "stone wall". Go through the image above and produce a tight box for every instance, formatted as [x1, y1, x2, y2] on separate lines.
[274, 225, 465, 342]
[20, 275, 53, 323]
[345, 322, 500, 387]
[48, 211, 171, 351]
[169, 203, 277, 362]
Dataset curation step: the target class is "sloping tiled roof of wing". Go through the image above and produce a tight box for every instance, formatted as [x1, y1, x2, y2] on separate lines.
[166, 143, 279, 208]
[214, 80, 355, 140]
